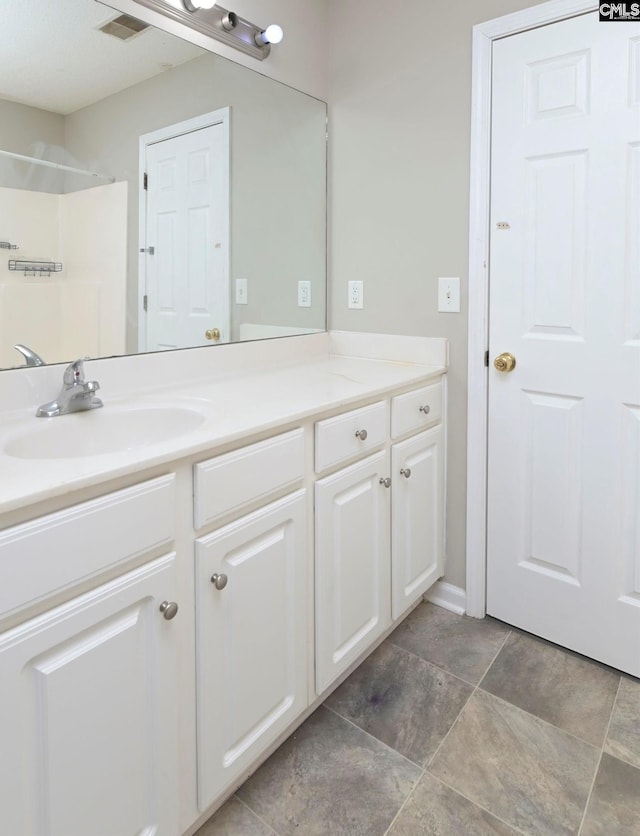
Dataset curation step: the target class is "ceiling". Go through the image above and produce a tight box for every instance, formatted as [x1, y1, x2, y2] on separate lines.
[0, 0, 204, 115]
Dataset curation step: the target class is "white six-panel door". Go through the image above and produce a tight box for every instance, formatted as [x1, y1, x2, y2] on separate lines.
[144, 120, 229, 351]
[487, 12, 640, 676]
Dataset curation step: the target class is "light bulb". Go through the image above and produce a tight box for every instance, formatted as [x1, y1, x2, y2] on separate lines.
[183, 0, 216, 11]
[256, 23, 284, 45]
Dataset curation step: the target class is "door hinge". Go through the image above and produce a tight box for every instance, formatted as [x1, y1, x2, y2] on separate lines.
[484, 350, 489, 367]
[143, 172, 148, 190]
[143, 294, 148, 312]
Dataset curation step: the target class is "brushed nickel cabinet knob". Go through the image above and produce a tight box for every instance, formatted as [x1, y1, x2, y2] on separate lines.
[159, 601, 179, 620]
[211, 573, 228, 590]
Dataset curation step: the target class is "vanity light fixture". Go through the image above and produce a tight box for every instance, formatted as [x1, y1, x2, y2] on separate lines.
[220, 12, 237, 31]
[161, 0, 282, 59]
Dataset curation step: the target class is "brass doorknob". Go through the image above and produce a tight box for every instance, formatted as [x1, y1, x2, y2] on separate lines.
[205, 328, 221, 342]
[493, 352, 516, 373]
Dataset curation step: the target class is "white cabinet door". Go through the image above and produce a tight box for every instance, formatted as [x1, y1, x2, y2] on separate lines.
[391, 427, 444, 620]
[315, 450, 391, 694]
[0, 554, 179, 836]
[195, 491, 308, 811]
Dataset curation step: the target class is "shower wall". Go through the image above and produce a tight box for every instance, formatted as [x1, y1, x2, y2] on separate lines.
[0, 181, 127, 368]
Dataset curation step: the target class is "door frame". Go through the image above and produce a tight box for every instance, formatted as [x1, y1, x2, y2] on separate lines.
[465, 0, 598, 618]
[137, 107, 230, 352]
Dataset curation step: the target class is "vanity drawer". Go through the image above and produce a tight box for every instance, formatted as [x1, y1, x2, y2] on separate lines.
[315, 401, 388, 473]
[0, 474, 176, 620]
[391, 381, 442, 439]
[194, 429, 305, 530]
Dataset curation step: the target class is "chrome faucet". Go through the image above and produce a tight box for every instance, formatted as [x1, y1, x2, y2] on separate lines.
[36, 359, 103, 417]
[14, 344, 45, 367]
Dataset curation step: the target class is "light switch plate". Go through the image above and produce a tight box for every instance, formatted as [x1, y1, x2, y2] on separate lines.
[235, 278, 248, 305]
[438, 277, 460, 313]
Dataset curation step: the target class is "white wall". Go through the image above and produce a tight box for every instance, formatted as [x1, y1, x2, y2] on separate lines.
[59, 182, 128, 359]
[327, 0, 549, 589]
[0, 183, 127, 367]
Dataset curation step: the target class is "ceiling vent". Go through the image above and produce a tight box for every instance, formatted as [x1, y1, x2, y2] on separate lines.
[98, 14, 150, 42]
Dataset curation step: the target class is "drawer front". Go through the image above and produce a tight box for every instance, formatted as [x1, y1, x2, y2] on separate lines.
[315, 401, 388, 473]
[194, 428, 305, 530]
[391, 381, 442, 439]
[0, 474, 176, 620]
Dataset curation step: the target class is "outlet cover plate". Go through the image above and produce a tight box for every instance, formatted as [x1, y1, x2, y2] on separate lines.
[298, 280, 311, 307]
[348, 280, 364, 309]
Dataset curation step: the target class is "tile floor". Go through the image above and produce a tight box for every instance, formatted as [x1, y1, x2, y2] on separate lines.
[195, 603, 640, 835]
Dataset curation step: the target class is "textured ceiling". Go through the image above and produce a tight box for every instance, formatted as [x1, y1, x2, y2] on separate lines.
[0, 0, 204, 114]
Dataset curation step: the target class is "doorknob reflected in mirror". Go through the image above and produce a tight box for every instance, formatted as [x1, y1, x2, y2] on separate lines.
[205, 328, 221, 342]
[494, 352, 516, 373]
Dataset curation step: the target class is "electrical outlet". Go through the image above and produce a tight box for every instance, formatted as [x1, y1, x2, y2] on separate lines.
[298, 280, 311, 307]
[438, 277, 460, 313]
[235, 278, 248, 305]
[348, 280, 364, 309]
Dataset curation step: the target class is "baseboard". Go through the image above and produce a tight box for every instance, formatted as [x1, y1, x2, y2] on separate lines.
[425, 581, 467, 616]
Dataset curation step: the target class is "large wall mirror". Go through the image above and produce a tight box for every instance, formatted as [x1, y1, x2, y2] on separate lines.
[0, 0, 327, 371]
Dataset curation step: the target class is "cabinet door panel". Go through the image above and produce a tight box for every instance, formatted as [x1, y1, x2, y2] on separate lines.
[315, 451, 391, 694]
[392, 427, 444, 620]
[0, 555, 179, 836]
[195, 491, 307, 811]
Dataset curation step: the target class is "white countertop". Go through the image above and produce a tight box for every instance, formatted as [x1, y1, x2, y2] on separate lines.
[0, 332, 446, 517]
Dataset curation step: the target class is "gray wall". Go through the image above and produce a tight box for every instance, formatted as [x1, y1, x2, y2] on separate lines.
[327, 0, 548, 589]
[64, 52, 326, 350]
[0, 100, 65, 192]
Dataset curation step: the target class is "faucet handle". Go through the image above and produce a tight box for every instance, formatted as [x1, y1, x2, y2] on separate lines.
[63, 358, 89, 385]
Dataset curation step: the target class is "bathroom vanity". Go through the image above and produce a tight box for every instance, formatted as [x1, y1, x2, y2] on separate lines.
[0, 332, 446, 836]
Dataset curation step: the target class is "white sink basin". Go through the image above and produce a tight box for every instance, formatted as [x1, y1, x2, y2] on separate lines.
[5, 402, 210, 460]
